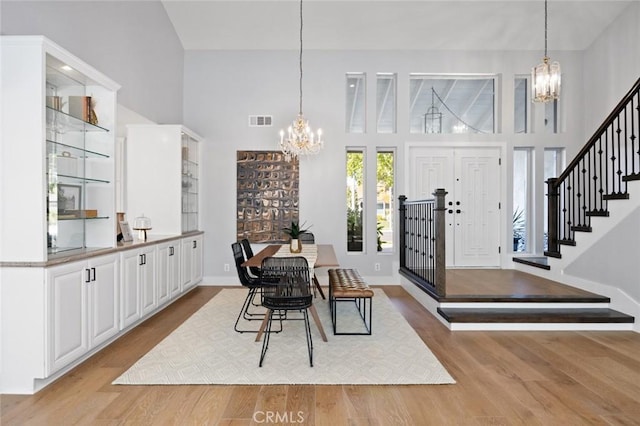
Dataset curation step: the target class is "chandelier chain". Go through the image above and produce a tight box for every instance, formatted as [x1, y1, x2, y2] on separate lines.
[278, 0, 324, 161]
[299, 0, 304, 115]
[431, 87, 487, 134]
[544, 0, 548, 57]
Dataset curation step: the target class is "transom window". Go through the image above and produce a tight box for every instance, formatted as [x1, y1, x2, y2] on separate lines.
[409, 75, 496, 134]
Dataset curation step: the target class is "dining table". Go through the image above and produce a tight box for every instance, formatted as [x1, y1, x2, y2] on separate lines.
[242, 243, 339, 343]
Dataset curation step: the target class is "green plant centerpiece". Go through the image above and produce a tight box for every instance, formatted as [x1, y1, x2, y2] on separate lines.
[282, 220, 310, 253]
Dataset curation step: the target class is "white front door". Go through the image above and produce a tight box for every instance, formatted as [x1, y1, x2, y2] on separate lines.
[409, 146, 501, 267]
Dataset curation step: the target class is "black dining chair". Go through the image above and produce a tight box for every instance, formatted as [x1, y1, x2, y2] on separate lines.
[296, 232, 324, 299]
[231, 242, 280, 334]
[298, 232, 315, 244]
[240, 238, 261, 278]
[259, 256, 314, 367]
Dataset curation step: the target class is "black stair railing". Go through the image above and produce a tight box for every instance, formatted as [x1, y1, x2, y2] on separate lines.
[398, 189, 447, 297]
[547, 77, 640, 257]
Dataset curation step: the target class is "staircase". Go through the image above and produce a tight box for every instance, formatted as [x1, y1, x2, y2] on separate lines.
[436, 293, 634, 331]
[399, 80, 640, 330]
[509, 77, 640, 331]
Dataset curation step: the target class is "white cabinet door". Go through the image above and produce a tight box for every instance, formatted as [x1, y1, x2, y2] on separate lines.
[157, 243, 171, 306]
[159, 241, 181, 301]
[47, 261, 88, 374]
[181, 235, 203, 291]
[87, 254, 119, 348]
[120, 250, 141, 328]
[181, 237, 193, 290]
[192, 234, 203, 284]
[168, 243, 181, 298]
[139, 246, 157, 317]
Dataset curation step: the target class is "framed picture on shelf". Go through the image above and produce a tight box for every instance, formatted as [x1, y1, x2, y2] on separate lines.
[57, 184, 82, 215]
[119, 220, 133, 242]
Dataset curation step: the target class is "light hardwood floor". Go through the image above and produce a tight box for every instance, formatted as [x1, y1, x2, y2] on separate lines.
[2, 284, 640, 425]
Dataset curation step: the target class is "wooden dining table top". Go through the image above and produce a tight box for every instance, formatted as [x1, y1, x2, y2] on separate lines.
[242, 244, 339, 268]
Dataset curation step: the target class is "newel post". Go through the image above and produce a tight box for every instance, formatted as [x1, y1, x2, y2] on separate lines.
[433, 188, 447, 296]
[398, 195, 407, 269]
[545, 178, 560, 256]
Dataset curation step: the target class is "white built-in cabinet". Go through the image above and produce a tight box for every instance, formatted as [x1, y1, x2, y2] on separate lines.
[126, 125, 202, 235]
[0, 36, 119, 263]
[0, 36, 205, 395]
[1, 234, 203, 394]
[47, 254, 118, 375]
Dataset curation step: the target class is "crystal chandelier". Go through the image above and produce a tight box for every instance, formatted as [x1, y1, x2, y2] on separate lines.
[279, 0, 323, 162]
[531, 0, 561, 103]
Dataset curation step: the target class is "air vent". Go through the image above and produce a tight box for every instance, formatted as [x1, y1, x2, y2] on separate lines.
[248, 115, 273, 127]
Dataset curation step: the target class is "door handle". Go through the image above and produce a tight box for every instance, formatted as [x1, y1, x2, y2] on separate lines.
[85, 268, 91, 283]
[91, 267, 96, 282]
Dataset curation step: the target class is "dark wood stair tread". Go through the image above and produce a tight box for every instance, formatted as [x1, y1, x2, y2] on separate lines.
[437, 308, 635, 323]
[586, 210, 609, 217]
[439, 294, 610, 303]
[513, 256, 550, 270]
[603, 193, 630, 200]
[622, 173, 640, 182]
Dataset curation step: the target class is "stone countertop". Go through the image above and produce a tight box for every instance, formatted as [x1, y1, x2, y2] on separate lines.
[0, 231, 204, 268]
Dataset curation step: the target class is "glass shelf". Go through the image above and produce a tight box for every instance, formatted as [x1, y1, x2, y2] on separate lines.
[48, 173, 110, 184]
[56, 215, 110, 221]
[46, 107, 110, 133]
[47, 140, 109, 159]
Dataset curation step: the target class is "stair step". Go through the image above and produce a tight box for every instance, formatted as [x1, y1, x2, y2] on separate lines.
[544, 250, 562, 258]
[586, 210, 609, 217]
[558, 239, 576, 246]
[603, 193, 630, 200]
[622, 173, 640, 182]
[571, 225, 592, 232]
[437, 308, 635, 324]
[513, 256, 550, 270]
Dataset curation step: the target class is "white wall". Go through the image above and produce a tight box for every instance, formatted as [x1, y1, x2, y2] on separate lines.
[565, 207, 640, 303]
[0, 1, 184, 124]
[183, 49, 586, 283]
[582, 2, 640, 136]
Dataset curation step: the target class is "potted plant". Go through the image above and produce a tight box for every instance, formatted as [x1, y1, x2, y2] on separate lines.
[347, 206, 363, 251]
[377, 221, 385, 252]
[282, 220, 310, 253]
[513, 207, 525, 251]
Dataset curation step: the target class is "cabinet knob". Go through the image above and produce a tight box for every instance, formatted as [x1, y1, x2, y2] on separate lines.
[193, 240, 197, 249]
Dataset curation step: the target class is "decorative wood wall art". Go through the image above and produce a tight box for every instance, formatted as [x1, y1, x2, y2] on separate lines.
[237, 150, 299, 243]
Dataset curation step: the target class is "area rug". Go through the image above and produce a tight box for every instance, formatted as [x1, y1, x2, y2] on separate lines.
[112, 288, 455, 385]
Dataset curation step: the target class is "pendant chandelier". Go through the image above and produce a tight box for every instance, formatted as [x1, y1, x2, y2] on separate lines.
[531, 0, 561, 103]
[424, 87, 442, 134]
[279, 0, 323, 162]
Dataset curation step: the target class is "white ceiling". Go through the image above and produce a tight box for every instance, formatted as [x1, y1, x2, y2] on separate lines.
[161, 0, 635, 51]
